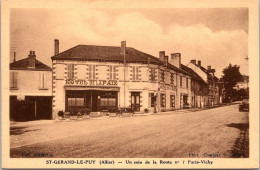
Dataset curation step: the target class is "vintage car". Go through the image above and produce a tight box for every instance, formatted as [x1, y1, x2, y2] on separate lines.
[239, 98, 249, 112]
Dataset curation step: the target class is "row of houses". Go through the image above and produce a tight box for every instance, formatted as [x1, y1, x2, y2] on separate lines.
[10, 40, 222, 120]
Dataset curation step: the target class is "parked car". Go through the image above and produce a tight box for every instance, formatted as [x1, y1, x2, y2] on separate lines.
[239, 99, 249, 112]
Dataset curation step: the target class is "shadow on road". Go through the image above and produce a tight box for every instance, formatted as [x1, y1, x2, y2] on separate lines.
[10, 126, 39, 135]
[225, 123, 249, 158]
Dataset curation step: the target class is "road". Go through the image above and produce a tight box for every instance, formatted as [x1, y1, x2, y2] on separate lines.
[10, 104, 249, 158]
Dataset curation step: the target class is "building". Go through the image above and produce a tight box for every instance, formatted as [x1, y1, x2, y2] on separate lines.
[51, 40, 192, 118]
[235, 75, 249, 90]
[181, 64, 209, 108]
[10, 51, 53, 121]
[187, 60, 220, 106]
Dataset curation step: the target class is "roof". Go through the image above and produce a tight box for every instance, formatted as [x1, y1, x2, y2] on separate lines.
[189, 62, 219, 81]
[10, 58, 52, 71]
[181, 64, 208, 85]
[51, 45, 188, 74]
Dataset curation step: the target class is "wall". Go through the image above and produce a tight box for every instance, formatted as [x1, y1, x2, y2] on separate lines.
[10, 70, 52, 98]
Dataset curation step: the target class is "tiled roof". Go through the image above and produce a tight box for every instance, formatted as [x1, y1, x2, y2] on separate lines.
[10, 58, 52, 71]
[181, 64, 208, 85]
[51, 45, 188, 74]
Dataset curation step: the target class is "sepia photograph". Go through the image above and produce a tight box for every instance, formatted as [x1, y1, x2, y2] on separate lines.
[2, 0, 259, 169]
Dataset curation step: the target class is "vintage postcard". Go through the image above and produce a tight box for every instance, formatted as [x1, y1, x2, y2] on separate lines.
[1, 0, 259, 169]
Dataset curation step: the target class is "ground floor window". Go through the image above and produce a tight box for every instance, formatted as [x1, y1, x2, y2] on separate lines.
[170, 95, 175, 108]
[65, 90, 118, 112]
[160, 93, 166, 107]
[100, 92, 117, 106]
[183, 95, 188, 105]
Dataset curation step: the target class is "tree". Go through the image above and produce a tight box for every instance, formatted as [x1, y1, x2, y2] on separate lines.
[222, 64, 242, 101]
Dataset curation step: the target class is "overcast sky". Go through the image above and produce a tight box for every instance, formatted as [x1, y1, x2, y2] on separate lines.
[10, 8, 248, 77]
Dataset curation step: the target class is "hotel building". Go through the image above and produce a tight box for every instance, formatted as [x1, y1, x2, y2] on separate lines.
[51, 40, 192, 118]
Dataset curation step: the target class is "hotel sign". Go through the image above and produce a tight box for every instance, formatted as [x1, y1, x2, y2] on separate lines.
[65, 79, 118, 86]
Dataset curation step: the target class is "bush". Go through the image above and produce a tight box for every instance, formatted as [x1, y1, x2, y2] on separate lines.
[57, 110, 64, 117]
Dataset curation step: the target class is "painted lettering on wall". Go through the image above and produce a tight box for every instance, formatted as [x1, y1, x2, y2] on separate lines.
[65, 79, 118, 86]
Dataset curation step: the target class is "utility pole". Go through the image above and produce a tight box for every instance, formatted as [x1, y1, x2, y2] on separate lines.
[121, 41, 126, 110]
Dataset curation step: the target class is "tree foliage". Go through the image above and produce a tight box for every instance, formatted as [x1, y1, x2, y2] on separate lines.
[222, 64, 243, 100]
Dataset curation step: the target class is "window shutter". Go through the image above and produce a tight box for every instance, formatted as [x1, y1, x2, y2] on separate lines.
[136, 67, 139, 80]
[44, 73, 47, 88]
[132, 67, 135, 80]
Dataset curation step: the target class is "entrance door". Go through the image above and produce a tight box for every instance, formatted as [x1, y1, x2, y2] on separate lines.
[131, 92, 140, 112]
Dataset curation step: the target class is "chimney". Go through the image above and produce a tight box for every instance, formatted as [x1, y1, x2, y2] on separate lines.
[54, 39, 59, 55]
[159, 51, 165, 62]
[28, 50, 36, 68]
[121, 41, 126, 55]
[13, 52, 16, 63]
[190, 59, 196, 65]
[207, 65, 211, 70]
[198, 60, 201, 67]
[164, 56, 168, 66]
[169, 53, 181, 68]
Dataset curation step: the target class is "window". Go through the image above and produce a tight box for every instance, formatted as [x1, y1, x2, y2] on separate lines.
[170, 73, 174, 85]
[150, 68, 156, 81]
[180, 76, 182, 87]
[160, 93, 166, 107]
[186, 78, 189, 88]
[39, 72, 47, 89]
[170, 95, 175, 108]
[67, 93, 84, 106]
[10, 72, 18, 89]
[89, 65, 96, 80]
[160, 70, 165, 83]
[100, 92, 117, 106]
[67, 64, 75, 79]
[109, 66, 117, 80]
[149, 93, 156, 107]
[132, 66, 139, 81]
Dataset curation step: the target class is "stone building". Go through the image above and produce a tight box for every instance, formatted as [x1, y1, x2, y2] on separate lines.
[51, 40, 192, 118]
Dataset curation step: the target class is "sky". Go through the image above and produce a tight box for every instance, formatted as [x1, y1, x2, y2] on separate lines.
[10, 8, 248, 77]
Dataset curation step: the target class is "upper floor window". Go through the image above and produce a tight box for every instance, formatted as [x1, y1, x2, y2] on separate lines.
[89, 65, 97, 80]
[109, 66, 117, 80]
[132, 66, 139, 81]
[150, 68, 156, 82]
[160, 70, 165, 83]
[10, 72, 18, 89]
[67, 64, 75, 79]
[186, 78, 189, 88]
[180, 76, 183, 87]
[39, 72, 48, 89]
[170, 73, 174, 85]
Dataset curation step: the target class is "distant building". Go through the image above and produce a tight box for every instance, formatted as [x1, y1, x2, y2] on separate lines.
[181, 64, 209, 108]
[235, 75, 249, 90]
[187, 60, 220, 106]
[10, 51, 53, 121]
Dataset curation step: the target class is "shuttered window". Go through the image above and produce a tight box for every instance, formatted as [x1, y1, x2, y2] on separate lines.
[67, 64, 75, 79]
[132, 66, 139, 81]
[89, 65, 96, 80]
[10, 72, 18, 89]
[109, 66, 117, 80]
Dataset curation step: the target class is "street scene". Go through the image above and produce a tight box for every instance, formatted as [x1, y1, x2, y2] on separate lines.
[10, 104, 249, 158]
[8, 7, 251, 161]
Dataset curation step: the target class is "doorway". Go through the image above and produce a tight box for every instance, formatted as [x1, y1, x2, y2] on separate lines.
[131, 92, 140, 112]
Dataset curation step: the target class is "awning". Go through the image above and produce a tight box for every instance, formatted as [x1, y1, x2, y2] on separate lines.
[64, 86, 120, 91]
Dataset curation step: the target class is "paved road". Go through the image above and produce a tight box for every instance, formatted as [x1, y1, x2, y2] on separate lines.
[10, 104, 249, 158]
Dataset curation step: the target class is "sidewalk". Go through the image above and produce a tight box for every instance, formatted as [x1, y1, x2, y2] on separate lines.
[10, 103, 237, 127]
